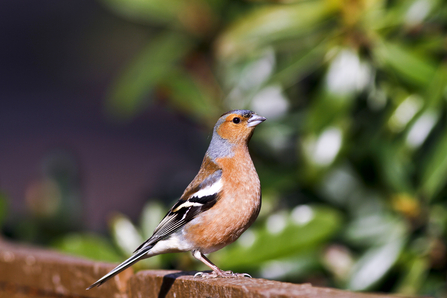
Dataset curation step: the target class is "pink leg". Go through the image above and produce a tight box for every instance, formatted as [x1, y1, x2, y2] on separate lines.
[192, 250, 251, 278]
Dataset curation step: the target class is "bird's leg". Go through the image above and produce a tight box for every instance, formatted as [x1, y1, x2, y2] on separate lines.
[192, 250, 251, 278]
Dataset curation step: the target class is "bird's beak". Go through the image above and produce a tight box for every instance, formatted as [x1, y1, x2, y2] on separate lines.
[247, 113, 266, 127]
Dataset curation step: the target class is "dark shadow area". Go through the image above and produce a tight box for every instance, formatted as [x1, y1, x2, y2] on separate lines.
[0, 0, 205, 237]
[158, 271, 201, 298]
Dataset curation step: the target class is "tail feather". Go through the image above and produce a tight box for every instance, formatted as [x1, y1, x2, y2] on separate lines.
[86, 245, 153, 290]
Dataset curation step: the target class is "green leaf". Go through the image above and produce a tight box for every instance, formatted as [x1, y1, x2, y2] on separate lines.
[377, 143, 413, 193]
[374, 0, 419, 30]
[140, 201, 165, 240]
[259, 250, 320, 280]
[215, 205, 342, 269]
[106, 31, 194, 119]
[374, 41, 436, 87]
[269, 40, 327, 88]
[420, 130, 447, 199]
[0, 191, 7, 229]
[306, 92, 354, 134]
[345, 214, 407, 247]
[163, 68, 221, 124]
[216, 1, 334, 60]
[52, 233, 122, 262]
[100, 0, 183, 26]
[109, 213, 144, 256]
[110, 206, 164, 270]
[347, 238, 405, 291]
[394, 256, 429, 295]
[99, 0, 217, 35]
[425, 63, 447, 107]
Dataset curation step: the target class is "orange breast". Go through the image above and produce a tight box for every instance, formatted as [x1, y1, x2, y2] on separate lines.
[184, 148, 261, 254]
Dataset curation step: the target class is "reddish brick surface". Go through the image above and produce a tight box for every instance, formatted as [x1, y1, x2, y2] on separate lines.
[128, 270, 401, 298]
[0, 240, 407, 298]
[0, 240, 131, 298]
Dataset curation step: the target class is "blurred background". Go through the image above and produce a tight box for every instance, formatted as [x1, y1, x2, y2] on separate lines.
[1, 0, 446, 296]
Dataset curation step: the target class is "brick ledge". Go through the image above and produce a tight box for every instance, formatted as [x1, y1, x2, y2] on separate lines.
[0, 240, 406, 298]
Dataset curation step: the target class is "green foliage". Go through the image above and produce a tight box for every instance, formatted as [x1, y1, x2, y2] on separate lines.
[106, 32, 195, 119]
[52, 234, 122, 263]
[216, 205, 342, 269]
[374, 41, 436, 87]
[0, 191, 7, 230]
[420, 131, 447, 199]
[54, 0, 447, 296]
[347, 239, 405, 290]
[53, 202, 165, 269]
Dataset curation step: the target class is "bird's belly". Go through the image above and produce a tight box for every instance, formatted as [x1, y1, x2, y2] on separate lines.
[183, 192, 261, 254]
[148, 231, 195, 257]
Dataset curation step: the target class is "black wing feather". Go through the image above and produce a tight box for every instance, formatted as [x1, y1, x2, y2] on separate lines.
[133, 170, 222, 252]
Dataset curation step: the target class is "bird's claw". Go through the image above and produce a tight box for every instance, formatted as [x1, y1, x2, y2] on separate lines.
[194, 270, 251, 278]
[221, 271, 252, 278]
[194, 271, 219, 278]
[194, 272, 204, 278]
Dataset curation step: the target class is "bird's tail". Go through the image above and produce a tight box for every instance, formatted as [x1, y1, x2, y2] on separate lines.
[86, 245, 153, 290]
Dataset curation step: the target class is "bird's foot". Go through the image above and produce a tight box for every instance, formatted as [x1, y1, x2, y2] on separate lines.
[194, 271, 251, 278]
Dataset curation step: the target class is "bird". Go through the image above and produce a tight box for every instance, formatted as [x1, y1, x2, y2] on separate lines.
[87, 110, 266, 289]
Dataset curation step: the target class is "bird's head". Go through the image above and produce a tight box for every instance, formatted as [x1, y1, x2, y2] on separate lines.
[214, 110, 266, 144]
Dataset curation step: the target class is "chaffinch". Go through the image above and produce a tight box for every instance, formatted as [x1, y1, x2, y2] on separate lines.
[87, 110, 266, 289]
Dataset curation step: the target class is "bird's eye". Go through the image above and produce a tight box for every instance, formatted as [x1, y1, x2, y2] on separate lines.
[232, 117, 241, 124]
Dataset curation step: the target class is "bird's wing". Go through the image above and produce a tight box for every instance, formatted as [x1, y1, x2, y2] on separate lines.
[87, 163, 223, 289]
[134, 161, 222, 252]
